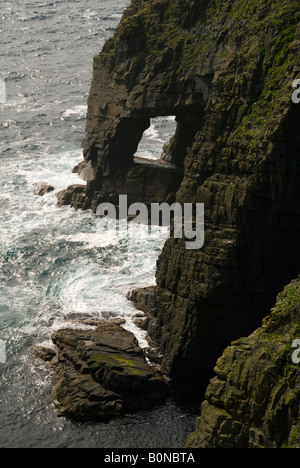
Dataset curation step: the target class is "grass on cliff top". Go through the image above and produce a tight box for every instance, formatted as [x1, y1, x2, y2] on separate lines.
[99, 0, 207, 68]
[97, 0, 299, 168]
[230, 277, 300, 353]
[208, 0, 300, 160]
[101, 0, 299, 62]
[263, 278, 300, 334]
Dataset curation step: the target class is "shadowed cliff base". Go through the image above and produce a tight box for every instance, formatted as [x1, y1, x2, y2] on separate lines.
[48, 0, 300, 445]
[186, 277, 300, 448]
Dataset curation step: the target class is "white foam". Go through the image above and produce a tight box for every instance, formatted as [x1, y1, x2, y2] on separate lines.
[0, 143, 168, 361]
[24, 149, 85, 192]
[135, 116, 176, 160]
[62, 105, 87, 118]
[61, 232, 119, 249]
[122, 318, 149, 350]
[144, 124, 160, 140]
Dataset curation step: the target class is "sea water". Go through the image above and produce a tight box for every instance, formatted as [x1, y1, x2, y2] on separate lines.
[0, 0, 197, 448]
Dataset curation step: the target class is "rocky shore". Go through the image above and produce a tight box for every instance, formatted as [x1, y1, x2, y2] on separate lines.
[35, 0, 300, 447]
[35, 321, 167, 422]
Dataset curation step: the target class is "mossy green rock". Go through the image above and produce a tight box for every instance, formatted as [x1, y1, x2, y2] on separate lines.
[87, 351, 167, 411]
[186, 277, 300, 448]
[38, 321, 167, 422]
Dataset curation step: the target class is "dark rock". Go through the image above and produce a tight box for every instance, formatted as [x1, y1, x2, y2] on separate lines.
[42, 321, 167, 422]
[70, 317, 126, 327]
[52, 360, 123, 422]
[73, 0, 300, 390]
[61, 159, 183, 211]
[52, 0, 300, 446]
[34, 183, 55, 197]
[128, 286, 158, 316]
[73, 160, 95, 182]
[56, 185, 89, 210]
[133, 316, 148, 330]
[34, 345, 57, 362]
[186, 278, 300, 448]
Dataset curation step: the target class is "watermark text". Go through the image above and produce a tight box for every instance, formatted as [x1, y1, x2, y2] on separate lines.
[0, 340, 6, 364]
[0, 80, 6, 104]
[292, 79, 300, 104]
[291, 339, 300, 364]
[96, 195, 205, 250]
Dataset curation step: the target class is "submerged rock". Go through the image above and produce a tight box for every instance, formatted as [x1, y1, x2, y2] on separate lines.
[35, 321, 167, 422]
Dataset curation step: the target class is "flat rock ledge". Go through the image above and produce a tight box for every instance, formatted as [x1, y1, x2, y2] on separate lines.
[34, 321, 167, 422]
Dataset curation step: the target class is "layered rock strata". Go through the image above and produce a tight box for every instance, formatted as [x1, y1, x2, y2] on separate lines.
[35, 321, 167, 422]
[58, 0, 300, 385]
[49, 0, 300, 442]
[186, 277, 300, 448]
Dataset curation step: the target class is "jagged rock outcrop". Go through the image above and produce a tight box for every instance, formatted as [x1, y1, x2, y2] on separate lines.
[186, 277, 300, 448]
[35, 321, 167, 422]
[53, 0, 300, 440]
[34, 182, 55, 197]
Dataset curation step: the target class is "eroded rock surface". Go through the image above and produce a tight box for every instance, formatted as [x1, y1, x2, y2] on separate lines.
[36, 321, 167, 422]
[49, 0, 300, 443]
[58, 0, 300, 386]
[186, 278, 300, 448]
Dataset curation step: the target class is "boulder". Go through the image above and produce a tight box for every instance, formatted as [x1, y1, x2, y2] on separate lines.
[34, 345, 56, 362]
[34, 183, 55, 197]
[36, 321, 167, 422]
[56, 185, 89, 209]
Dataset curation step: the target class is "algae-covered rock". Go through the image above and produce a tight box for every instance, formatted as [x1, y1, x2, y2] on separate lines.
[186, 277, 300, 448]
[37, 321, 167, 422]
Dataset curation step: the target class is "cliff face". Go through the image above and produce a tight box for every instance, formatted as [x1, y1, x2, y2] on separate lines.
[186, 277, 300, 448]
[57, 0, 300, 425]
[71, 0, 300, 385]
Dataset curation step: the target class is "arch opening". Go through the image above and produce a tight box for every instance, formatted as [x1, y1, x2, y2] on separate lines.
[134, 116, 177, 163]
[133, 110, 201, 169]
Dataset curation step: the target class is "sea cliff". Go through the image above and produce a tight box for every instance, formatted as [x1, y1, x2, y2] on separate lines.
[40, 0, 300, 446]
[186, 277, 300, 448]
